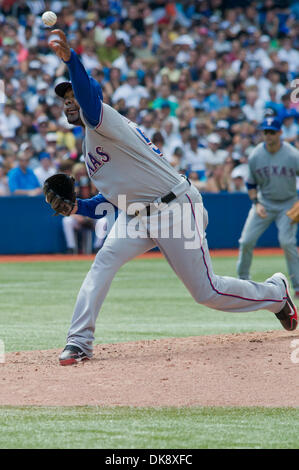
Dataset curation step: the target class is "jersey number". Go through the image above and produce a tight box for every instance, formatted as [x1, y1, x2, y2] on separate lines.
[136, 127, 163, 157]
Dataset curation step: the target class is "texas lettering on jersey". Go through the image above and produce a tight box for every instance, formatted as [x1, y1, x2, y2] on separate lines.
[86, 146, 110, 177]
[255, 165, 296, 178]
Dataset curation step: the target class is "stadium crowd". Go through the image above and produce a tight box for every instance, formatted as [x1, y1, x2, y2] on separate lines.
[1, 0, 299, 198]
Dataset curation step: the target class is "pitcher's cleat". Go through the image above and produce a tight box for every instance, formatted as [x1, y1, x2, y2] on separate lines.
[59, 345, 89, 366]
[272, 273, 298, 331]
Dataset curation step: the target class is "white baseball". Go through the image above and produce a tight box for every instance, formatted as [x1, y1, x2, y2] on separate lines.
[42, 11, 57, 27]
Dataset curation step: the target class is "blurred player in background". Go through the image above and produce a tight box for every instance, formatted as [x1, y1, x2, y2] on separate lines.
[237, 118, 299, 297]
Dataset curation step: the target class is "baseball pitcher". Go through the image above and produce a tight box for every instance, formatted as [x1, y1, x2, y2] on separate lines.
[237, 117, 299, 296]
[45, 31, 297, 365]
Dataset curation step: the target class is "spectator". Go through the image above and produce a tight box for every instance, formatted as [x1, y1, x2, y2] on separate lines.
[0, 101, 21, 139]
[8, 151, 42, 196]
[112, 70, 149, 108]
[161, 119, 181, 160]
[31, 115, 49, 153]
[199, 133, 229, 171]
[242, 88, 265, 124]
[150, 84, 179, 117]
[62, 163, 103, 254]
[215, 120, 232, 149]
[0, 0, 298, 203]
[160, 56, 181, 86]
[230, 164, 249, 193]
[170, 146, 185, 172]
[34, 151, 57, 186]
[0, 163, 10, 196]
[204, 164, 231, 194]
[184, 134, 206, 182]
[206, 79, 230, 113]
[277, 37, 299, 73]
[139, 111, 156, 140]
[281, 112, 299, 144]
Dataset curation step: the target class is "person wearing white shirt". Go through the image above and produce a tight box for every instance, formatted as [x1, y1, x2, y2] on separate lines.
[281, 114, 299, 144]
[161, 120, 182, 162]
[112, 71, 149, 108]
[34, 152, 57, 186]
[277, 38, 299, 73]
[0, 101, 21, 139]
[242, 89, 265, 123]
[254, 35, 273, 70]
[199, 133, 228, 170]
[183, 134, 206, 178]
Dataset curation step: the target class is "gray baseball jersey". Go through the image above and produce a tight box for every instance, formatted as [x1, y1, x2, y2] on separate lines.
[247, 141, 299, 202]
[238, 140, 299, 289]
[80, 105, 181, 209]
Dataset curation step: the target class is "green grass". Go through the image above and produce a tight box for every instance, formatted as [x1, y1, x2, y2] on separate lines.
[0, 255, 287, 352]
[0, 406, 298, 449]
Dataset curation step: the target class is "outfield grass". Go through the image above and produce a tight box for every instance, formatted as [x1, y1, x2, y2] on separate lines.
[0, 406, 298, 449]
[0, 255, 287, 352]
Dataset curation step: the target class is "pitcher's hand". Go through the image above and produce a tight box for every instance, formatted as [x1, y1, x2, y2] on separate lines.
[49, 29, 71, 62]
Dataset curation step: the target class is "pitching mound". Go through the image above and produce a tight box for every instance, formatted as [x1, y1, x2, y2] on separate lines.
[1, 331, 298, 407]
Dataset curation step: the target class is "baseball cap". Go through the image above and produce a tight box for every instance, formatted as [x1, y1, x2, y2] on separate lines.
[29, 60, 41, 69]
[37, 82, 48, 91]
[37, 115, 48, 125]
[207, 133, 221, 144]
[260, 35, 270, 43]
[216, 120, 229, 129]
[127, 70, 137, 78]
[259, 117, 282, 131]
[46, 132, 57, 142]
[55, 81, 73, 98]
[216, 79, 226, 87]
[231, 164, 248, 180]
[39, 151, 51, 160]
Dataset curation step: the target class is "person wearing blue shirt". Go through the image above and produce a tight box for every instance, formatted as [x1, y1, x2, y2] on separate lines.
[206, 79, 230, 113]
[8, 152, 42, 196]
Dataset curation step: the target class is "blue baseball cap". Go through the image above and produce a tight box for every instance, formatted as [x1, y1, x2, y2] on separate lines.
[216, 79, 226, 87]
[39, 151, 51, 160]
[259, 117, 281, 131]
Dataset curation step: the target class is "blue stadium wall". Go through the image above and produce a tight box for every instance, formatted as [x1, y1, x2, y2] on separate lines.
[0, 194, 297, 254]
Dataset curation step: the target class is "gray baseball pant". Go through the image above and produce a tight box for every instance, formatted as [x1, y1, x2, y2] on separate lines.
[66, 184, 286, 356]
[237, 197, 299, 290]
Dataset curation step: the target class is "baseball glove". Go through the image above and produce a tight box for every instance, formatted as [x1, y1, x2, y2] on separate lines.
[43, 173, 76, 216]
[286, 201, 299, 224]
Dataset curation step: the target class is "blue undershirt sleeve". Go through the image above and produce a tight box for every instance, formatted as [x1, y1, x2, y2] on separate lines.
[63, 49, 103, 127]
[76, 194, 117, 219]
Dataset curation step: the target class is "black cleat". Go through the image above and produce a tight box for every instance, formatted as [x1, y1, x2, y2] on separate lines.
[272, 273, 298, 331]
[59, 345, 89, 366]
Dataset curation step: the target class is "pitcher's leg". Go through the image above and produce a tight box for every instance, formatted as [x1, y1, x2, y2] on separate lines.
[67, 213, 155, 356]
[152, 189, 286, 314]
[276, 210, 299, 291]
[237, 207, 274, 279]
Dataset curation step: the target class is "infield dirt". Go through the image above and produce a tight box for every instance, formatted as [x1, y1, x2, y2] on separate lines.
[0, 330, 298, 407]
